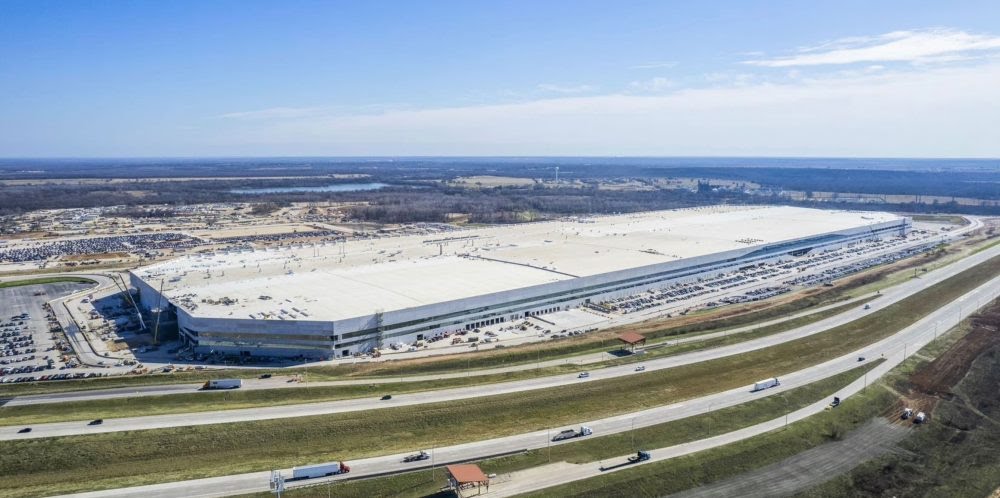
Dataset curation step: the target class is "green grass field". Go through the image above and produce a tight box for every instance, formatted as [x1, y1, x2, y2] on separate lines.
[0, 292, 867, 400]
[0, 276, 96, 289]
[0, 298, 867, 425]
[519, 302, 993, 498]
[236, 363, 881, 498]
[0, 253, 996, 496]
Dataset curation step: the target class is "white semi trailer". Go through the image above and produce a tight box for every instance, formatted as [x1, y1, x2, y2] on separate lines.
[202, 379, 243, 390]
[291, 461, 350, 480]
[751, 377, 780, 392]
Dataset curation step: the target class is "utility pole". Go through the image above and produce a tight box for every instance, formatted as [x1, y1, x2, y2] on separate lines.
[269, 470, 285, 498]
[631, 417, 636, 450]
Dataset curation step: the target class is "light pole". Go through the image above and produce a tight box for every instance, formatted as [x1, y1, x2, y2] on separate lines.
[783, 397, 789, 429]
[631, 417, 636, 450]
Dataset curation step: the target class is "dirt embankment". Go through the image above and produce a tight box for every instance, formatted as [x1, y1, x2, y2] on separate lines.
[809, 299, 1000, 498]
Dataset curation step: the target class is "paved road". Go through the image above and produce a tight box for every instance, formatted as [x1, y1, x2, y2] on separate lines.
[485, 270, 1000, 497]
[6, 239, 999, 441]
[3, 291, 871, 407]
[50, 245, 1000, 498]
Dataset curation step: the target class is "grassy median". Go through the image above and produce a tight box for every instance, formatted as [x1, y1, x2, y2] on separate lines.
[0, 298, 867, 425]
[518, 302, 997, 498]
[0, 276, 95, 289]
[3, 293, 862, 425]
[0, 253, 997, 497]
[237, 362, 882, 498]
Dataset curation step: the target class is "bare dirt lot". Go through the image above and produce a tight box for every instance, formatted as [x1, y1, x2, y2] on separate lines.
[798, 300, 1000, 498]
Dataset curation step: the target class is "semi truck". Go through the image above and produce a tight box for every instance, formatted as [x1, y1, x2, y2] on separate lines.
[202, 379, 243, 390]
[551, 426, 593, 441]
[600, 450, 651, 471]
[290, 461, 350, 480]
[751, 377, 780, 392]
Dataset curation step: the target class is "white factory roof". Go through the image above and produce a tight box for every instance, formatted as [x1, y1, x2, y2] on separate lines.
[132, 206, 903, 321]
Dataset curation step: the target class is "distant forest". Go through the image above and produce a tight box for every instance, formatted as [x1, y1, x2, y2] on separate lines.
[0, 158, 998, 219]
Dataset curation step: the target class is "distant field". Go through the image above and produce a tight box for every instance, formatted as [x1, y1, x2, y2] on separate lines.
[448, 175, 537, 187]
[910, 214, 971, 225]
[0, 175, 368, 186]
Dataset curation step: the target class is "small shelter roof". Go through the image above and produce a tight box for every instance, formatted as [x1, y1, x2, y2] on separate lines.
[617, 332, 647, 345]
[446, 464, 489, 484]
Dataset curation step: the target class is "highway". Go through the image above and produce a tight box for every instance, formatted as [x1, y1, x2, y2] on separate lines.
[488, 270, 1000, 497]
[3, 291, 872, 407]
[53, 250, 1000, 498]
[4, 238, 999, 441]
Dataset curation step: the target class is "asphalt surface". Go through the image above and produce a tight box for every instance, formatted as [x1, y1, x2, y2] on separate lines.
[50, 241, 1000, 498]
[6, 239, 999, 442]
[667, 418, 911, 498]
[486, 268, 1000, 497]
[0, 281, 94, 378]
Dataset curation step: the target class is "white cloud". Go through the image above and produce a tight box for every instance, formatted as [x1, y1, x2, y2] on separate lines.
[536, 83, 596, 94]
[627, 77, 674, 92]
[745, 28, 1000, 67]
[208, 60, 1000, 157]
[216, 106, 329, 120]
[630, 61, 677, 70]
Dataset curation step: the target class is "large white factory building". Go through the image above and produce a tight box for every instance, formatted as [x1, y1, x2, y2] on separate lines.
[129, 206, 909, 359]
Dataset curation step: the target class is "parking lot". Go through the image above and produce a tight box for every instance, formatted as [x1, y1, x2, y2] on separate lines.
[0, 282, 98, 384]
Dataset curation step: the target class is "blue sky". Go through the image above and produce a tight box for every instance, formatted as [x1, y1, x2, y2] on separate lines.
[2, 0, 1000, 157]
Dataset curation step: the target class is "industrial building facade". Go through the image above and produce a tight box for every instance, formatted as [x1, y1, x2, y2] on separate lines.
[129, 206, 910, 359]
